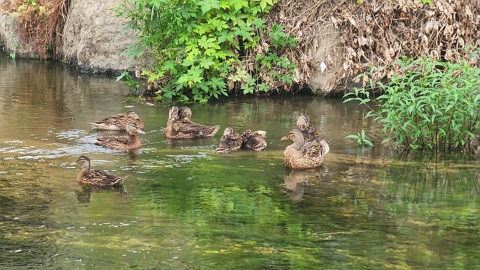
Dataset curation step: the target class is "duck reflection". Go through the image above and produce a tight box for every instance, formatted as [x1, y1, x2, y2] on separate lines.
[283, 168, 326, 201]
[74, 185, 128, 204]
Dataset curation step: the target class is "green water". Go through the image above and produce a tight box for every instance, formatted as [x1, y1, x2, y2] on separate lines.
[1, 56, 480, 270]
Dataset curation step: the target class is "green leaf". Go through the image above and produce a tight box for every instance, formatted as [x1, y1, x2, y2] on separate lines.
[217, 30, 234, 44]
[197, 0, 220, 13]
[232, 0, 248, 11]
[363, 140, 374, 147]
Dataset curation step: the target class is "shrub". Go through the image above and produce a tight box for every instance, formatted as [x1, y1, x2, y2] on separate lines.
[116, 0, 296, 102]
[344, 54, 480, 153]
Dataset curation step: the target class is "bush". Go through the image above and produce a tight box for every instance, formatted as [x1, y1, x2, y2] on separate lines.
[116, 0, 296, 102]
[344, 54, 480, 153]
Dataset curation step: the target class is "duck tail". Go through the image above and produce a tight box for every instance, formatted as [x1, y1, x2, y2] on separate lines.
[320, 140, 330, 156]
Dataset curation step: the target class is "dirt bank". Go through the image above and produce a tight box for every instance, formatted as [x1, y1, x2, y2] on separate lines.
[1, 0, 479, 93]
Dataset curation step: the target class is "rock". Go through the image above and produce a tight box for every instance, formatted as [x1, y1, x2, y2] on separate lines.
[0, 13, 38, 58]
[307, 24, 344, 93]
[62, 0, 137, 73]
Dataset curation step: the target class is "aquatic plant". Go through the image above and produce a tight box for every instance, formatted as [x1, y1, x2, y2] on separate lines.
[115, 0, 296, 102]
[344, 53, 480, 153]
[346, 129, 374, 147]
[116, 70, 141, 96]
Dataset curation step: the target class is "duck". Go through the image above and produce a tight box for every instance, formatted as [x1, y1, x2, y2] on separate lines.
[241, 129, 268, 151]
[296, 114, 319, 141]
[214, 127, 243, 153]
[72, 155, 125, 187]
[164, 106, 220, 139]
[95, 122, 145, 150]
[281, 129, 329, 169]
[177, 106, 192, 122]
[91, 110, 145, 131]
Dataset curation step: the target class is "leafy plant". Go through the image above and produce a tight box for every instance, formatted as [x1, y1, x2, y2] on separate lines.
[346, 130, 374, 147]
[116, 70, 140, 96]
[6, 34, 18, 60]
[115, 0, 296, 102]
[344, 52, 480, 153]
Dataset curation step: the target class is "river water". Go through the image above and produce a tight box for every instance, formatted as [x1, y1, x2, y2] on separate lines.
[1, 55, 480, 269]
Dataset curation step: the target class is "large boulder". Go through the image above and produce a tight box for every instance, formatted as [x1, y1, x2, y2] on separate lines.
[61, 0, 137, 73]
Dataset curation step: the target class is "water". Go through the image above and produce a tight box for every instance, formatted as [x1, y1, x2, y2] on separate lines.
[1, 54, 480, 269]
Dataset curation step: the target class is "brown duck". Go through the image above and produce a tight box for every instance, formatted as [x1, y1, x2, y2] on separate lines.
[91, 110, 145, 131]
[95, 122, 145, 150]
[72, 156, 125, 186]
[296, 114, 319, 141]
[164, 106, 220, 139]
[241, 129, 268, 151]
[281, 129, 329, 169]
[214, 127, 243, 153]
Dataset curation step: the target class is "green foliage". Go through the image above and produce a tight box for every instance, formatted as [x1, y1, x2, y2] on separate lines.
[116, 0, 296, 102]
[116, 70, 140, 96]
[6, 34, 18, 60]
[346, 129, 374, 147]
[344, 54, 480, 153]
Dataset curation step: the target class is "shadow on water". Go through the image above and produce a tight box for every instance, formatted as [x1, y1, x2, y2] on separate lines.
[1, 55, 480, 269]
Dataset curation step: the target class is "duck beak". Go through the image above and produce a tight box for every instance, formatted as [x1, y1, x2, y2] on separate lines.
[70, 161, 78, 166]
[280, 135, 289, 141]
[137, 129, 146, 134]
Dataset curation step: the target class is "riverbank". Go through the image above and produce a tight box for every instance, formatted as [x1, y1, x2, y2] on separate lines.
[1, 0, 479, 95]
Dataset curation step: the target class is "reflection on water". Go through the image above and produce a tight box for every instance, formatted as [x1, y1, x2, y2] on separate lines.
[1, 54, 480, 269]
[283, 168, 327, 201]
[74, 185, 129, 204]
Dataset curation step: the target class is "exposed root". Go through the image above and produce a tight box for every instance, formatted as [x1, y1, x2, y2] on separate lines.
[262, 0, 480, 94]
[2, 0, 69, 59]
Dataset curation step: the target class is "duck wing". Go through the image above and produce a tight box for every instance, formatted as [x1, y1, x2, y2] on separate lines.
[298, 124, 319, 141]
[242, 134, 267, 151]
[215, 133, 242, 152]
[301, 139, 329, 157]
[87, 170, 125, 186]
[172, 120, 220, 138]
[95, 135, 130, 146]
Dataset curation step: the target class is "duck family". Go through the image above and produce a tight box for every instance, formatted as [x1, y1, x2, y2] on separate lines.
[74, 107, 329, 187]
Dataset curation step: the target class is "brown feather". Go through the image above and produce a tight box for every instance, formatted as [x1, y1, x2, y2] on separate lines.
[73, 156, 125, 187]
[164, 106, 220, 139]
[95, 122, 145, 150]
[215, 127, 243, 153]
[296, 114, 319, 141]
[241, 130, 268, 151]
[91, 111, 144, 131]
[281, 129, 329, 169]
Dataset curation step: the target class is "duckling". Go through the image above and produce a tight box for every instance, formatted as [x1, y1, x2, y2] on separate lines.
[241, 129, 268, 151]
[91, 110, 145, 131]
[72, 156, 125, 186]
[95, 122, 145, 150]
[214, 127, 243, 153]
[296, 114, 319, 141]
[178, 106, 192, 122]
[281, 129, 329, 169]
[164, 106, 220, 139]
